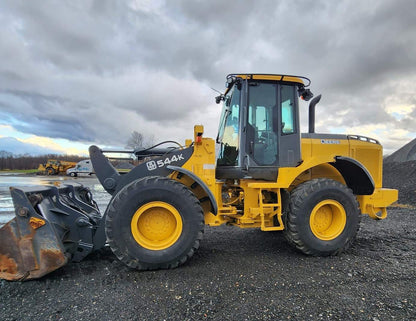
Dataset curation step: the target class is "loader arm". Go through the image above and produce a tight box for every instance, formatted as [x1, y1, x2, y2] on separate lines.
[89, 145, 194, 196]
[89, 145, 121, 195]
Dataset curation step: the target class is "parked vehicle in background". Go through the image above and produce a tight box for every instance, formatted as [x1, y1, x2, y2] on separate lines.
[66, 159, 94, 177]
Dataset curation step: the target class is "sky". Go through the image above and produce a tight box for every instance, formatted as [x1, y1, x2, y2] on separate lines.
[0, 0, 415, 156]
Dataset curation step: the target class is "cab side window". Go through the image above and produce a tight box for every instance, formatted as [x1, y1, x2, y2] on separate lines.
[281, 85, 296, 135]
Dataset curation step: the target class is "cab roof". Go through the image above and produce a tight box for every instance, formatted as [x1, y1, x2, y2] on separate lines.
[227, 73, 310, 87]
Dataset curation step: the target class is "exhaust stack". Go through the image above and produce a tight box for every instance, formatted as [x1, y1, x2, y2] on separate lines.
[308, 94, 322, 133]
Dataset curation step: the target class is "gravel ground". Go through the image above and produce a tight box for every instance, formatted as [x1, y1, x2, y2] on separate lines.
[1, 165, 415, 321]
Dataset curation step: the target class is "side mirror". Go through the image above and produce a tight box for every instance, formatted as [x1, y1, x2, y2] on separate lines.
[215, 95, 224, 104]
[298, 87, 314, 101]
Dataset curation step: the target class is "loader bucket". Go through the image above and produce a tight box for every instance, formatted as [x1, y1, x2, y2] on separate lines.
[0, 214, 68, 281]
[0, 184, 103, 281]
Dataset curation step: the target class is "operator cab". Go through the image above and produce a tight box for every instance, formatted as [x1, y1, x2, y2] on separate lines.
[216, 74, 313, 181]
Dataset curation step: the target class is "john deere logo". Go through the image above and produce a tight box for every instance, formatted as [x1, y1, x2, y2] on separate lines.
[321, 139, 340, 145]
[146, 161, 157, 171]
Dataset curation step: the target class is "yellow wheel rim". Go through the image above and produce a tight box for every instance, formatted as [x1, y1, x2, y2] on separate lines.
[131, 201, 183, 250]
[309, 200, 347, 241]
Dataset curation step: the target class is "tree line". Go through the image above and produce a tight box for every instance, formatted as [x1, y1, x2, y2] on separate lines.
[0, 151, 86, 170]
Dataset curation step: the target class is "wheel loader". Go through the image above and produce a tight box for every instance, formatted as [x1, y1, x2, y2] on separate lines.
[37, 159, 77, 175]
[0, 74, 398, 281]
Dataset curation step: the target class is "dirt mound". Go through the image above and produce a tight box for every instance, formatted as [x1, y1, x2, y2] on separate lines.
[383, 160, 416, 206]
[385, 138, 416, 163]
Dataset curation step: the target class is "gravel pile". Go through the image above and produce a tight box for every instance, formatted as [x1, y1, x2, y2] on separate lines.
[384, 138, 416, 163]
[383, 160, 416, 206]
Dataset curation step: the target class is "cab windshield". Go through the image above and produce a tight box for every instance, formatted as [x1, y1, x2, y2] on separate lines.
[216, 84, 241, 166]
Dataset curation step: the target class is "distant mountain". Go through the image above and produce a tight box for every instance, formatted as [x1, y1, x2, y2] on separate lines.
[384, 138, 416, 163]
[0, 137, 61, 156]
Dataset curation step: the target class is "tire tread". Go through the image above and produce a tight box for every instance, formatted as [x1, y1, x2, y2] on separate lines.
[284, 178, 361, 256]
[105, 176, 204, 270]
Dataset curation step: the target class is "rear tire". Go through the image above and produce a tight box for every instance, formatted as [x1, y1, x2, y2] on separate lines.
[284, 178, 361, 256]
[105, 176, 204, 270]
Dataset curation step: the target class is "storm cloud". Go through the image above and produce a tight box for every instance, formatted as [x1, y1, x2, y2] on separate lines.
[0, 0, 415, 154]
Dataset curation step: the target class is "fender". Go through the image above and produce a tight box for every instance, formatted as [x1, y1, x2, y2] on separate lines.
[330, 156, 375, 195]
[168, 165, 218, 215]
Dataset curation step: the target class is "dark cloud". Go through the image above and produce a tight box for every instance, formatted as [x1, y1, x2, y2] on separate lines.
[0, 0, 414, 154]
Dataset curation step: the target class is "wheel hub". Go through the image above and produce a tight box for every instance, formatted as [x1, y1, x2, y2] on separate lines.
[131, 201, 183, 250]
[309, 200, 347, 240]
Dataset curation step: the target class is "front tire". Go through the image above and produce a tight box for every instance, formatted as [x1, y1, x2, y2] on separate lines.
[284, 178, 361, 256]
[105, 176, 204, 270]
[46, 167, 55, 175]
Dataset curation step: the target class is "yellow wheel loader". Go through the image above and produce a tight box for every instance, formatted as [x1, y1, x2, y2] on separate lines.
[0, 74, 398, 281]
[37, 159, 77, 175]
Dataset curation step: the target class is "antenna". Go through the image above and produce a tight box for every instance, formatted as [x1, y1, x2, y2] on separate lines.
[210, 87, 222, 95]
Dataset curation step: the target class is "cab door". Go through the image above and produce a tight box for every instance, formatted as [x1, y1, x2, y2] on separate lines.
[244, 81, 301, 180]
[278, 84, 301, 168]
[216, 79, 301, 181]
